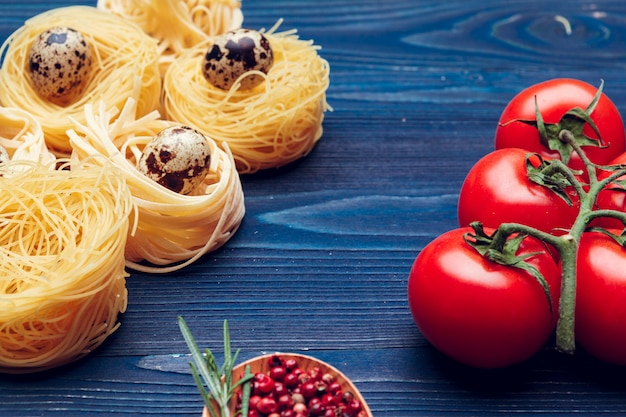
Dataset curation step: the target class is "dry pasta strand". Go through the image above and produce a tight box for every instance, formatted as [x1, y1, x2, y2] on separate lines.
[0, 157, 133, 373]
[0, 106, 55, 168]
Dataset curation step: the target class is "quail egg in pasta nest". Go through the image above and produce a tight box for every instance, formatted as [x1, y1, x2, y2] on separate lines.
[136, 125, 212, 195]
[28, 26, 93, 106]
[202, 28, 273, 90]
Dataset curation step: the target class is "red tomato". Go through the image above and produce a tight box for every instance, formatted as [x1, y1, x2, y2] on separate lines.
[575, 231, 626, 365]
[457, 148, 579, 233]
[495, 78, 626, 171]
[407, 227, 561, 368]
[593, 152, 626, 229]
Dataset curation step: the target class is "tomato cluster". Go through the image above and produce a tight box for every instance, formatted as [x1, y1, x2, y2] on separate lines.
[407, 78, 626, 368]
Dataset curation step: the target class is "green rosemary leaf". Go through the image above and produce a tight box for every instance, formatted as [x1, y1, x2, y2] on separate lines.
[237, 365, 253, 417]
[189, 362, 218, 417]
[178, 316, 250, 417]
[178, 318, 216, 398]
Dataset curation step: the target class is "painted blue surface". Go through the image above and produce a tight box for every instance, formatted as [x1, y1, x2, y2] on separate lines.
[2, 1, 626, 416]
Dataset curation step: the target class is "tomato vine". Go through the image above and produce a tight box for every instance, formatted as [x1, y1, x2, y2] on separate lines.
[409, 79, 626, 367]
[480, 83, 626, 355]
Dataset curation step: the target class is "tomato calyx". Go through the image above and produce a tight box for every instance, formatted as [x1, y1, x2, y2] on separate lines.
[525, 153, 576, 206]
[599, 162, 626, 191]
[464, 222, 555, 316]
[499, 80, 606, 166]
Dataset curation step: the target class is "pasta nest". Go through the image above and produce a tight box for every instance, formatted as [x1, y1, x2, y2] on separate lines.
[97, 0, 243, 76]
[0, 157, 133, 373]
[162, 23, 331, 174]
[0, 6, 161, 156]
[0, 106, 55, 168]
[68, 97, 245, 273]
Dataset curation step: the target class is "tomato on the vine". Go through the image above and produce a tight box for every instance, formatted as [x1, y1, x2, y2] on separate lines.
[408, 78, 626, 368]
[407, 227, 561, 368]
[495, 78, 626, 171]
[457, 148, 579, 233]
[575, 230, 626, 365]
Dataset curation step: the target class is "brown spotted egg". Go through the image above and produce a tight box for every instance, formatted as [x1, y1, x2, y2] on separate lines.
[28, 26, 93, 105]
[202, 28, 273, 90]
[136, 126, 212, 195]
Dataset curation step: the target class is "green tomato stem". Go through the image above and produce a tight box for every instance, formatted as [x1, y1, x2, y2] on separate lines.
[529, 129, 626, 353]
[553, 234, 578, 354]
[489, 222, 561, 252]
[542, 130, 599, 354]
[488, 128, 626, 356]
[559, 130, 598, 183]
[490, 191, 582, 354]
[587, 209, 626, 225]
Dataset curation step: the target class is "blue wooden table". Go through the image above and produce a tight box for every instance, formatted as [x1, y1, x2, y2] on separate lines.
[3, 1, 626, 415]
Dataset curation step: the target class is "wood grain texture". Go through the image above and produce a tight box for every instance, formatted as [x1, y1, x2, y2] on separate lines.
[2, 0, 626, 416]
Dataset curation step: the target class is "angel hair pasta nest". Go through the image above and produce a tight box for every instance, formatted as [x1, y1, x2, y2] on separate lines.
[0, 5, 161, 156]
[0, 158, 134, 374]
[68, 98, 245, 273]
[162, 23, 331, 174]
[97, 0, 243, 76]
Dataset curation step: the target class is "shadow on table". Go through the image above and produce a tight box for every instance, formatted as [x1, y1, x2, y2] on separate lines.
[422, 342, 626, 395]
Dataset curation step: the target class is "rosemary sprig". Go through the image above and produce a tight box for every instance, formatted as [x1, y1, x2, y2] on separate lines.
[178, 317, 254, 417]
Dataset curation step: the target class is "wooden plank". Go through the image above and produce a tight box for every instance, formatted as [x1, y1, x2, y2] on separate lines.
[3, 348, 626, 416]
[2, 0, 626, 416]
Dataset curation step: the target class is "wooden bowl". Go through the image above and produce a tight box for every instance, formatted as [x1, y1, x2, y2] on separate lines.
[202, 352, 372, 417]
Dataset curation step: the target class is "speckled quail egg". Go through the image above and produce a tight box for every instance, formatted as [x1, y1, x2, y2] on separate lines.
[202, 28, 273, 90]
[28, 26, 93, 105]
[136, 126, 212, 195]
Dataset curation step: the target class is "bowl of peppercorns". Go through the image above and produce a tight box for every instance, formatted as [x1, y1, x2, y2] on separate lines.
[179, 318, 372, 417]
[204, 353, 373, 417]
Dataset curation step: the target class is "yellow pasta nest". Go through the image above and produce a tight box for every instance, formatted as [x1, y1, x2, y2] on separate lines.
[162, 24, 331, 174]
[0, 106, 55, 167]
[0, 6, 161, 156]
[97, 0, 243, 76]
[0, 158, 134, 373]
[68, 97, 245, 273]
